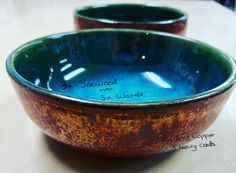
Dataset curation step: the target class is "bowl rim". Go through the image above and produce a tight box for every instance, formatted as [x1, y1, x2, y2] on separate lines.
[6, 28, 236, 107]
[74, 3, 188, 25]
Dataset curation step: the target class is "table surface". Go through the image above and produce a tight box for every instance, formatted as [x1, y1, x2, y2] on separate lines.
[1, 0, 236, 172]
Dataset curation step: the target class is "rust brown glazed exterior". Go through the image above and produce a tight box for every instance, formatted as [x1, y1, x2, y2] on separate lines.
[11, 80, 234, 157]
[75, 17, 187, 35]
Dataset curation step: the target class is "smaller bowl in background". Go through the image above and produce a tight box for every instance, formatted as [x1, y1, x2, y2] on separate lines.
[74, 4, 188, 35]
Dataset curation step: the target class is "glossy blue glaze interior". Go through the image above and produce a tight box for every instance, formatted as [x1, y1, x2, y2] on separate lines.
[12, 30, 232, 103]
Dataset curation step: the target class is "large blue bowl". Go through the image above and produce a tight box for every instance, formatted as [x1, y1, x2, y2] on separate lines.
[6, 29, 236, 156]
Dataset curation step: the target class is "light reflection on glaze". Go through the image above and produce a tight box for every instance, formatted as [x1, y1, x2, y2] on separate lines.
[46, 67, 53, 91]
[59, 58, 68, 64]
[141, 55, 146, 60]
[143, 71, 171, 89]
[60, 63, 72, 72]
[34, 78, 40, 86]
[64, 67, 86, 81]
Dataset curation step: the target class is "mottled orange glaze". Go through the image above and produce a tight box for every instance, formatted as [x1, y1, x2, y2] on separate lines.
[12, 79, 234, 157]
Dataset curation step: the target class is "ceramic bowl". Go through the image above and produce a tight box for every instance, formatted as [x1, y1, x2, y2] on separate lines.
[74, 4, 188, 35]
[6, 29, 236, 157]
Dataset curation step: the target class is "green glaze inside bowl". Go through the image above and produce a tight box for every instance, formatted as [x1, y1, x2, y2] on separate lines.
[75, 4, 187, 24]
[6, 29, 236, 105]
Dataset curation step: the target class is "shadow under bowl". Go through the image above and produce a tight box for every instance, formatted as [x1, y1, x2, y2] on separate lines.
[6, 29, 236, 157]
[74, 4, 188, 35]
